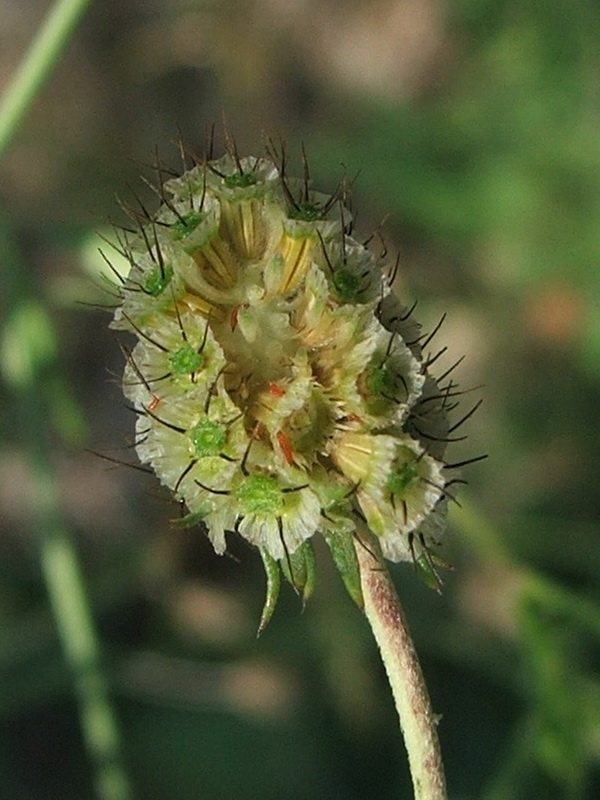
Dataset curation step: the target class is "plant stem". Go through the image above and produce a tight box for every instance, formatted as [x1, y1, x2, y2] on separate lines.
[5, 311, 133, 799]
[38, 480, 134, 800]
[0, 0, 94, 159]
[354, 536, 447, 800]
[13, 309, 133, 800]
[1, 213, 133, 800]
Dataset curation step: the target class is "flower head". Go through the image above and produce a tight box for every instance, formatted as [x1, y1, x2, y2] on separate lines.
[110, 140, 469, 618]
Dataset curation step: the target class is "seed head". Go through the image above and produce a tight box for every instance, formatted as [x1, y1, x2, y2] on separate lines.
[110, 141, 468, 616]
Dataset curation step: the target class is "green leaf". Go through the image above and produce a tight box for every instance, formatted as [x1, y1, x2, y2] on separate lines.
[280, 540, 316, 605]
[257, 549, 281, 635]
[414, 551, 451, 594]
[323, 531, 363, 609]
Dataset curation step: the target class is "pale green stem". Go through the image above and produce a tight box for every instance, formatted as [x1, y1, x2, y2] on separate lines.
[354, 537, 447, 800]
[36, 475, 133, 800]
[1, 222, 133, 800]
[13, 339, 133, 800]
[0, 0, 94, 158]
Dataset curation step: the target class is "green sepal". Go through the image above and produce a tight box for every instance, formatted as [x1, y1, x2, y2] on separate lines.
[279, 539, 316, 605]
[323, 530, 363, 609]
[257, 549, 281, 636]
[414, 551, 452, 594]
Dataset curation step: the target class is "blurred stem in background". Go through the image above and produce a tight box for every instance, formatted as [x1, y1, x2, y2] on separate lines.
[0, 221, 133, 800]
[0, 0, 94, 158]
[0, 220, 132, 800]
[0, 1, 132, 796]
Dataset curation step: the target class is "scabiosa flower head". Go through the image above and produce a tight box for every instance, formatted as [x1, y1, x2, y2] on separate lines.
[110, 139, 469, 620]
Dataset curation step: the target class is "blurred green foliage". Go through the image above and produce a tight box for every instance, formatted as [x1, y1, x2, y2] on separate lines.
[1, 0, 599, 798]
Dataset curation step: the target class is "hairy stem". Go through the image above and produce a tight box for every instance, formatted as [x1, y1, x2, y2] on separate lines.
[354, 536, 447, 800]
[0, 0, 94, 158]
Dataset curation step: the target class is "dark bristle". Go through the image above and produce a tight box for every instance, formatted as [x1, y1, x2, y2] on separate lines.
[175, 460, 197, 492]
[142, 404, 186, 435]
[421, 314, 447, 350]
[447, 399, 484, 434]
[301, 141, 311, 204]
[85, 448, 152, 474]
[317, 230, 334, 276]
[194, 478, 231, 495]
[413, 427, 468, 444]
[400, 299, 419, 322]
[424, 346, 448, 370]
[386, 252, 401, 287]
[121, 312, 168, 352]
[444, 453, 488, 470]
[139, 174, 188, 227]
[98, 248, 126, 285]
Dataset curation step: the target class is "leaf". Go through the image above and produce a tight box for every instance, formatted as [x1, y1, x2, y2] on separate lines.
[280, 540, 316, 605]
[414, 551, 452, 594]
[323, 531, 363, 609]
[257, 549, 281, 635]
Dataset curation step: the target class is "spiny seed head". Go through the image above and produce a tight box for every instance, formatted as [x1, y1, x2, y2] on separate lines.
[110, 140, 472, 617]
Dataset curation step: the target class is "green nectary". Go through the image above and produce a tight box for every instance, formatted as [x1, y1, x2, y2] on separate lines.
[333, 268, 361, 302]
[224, 171, 257, 189]
[169, 343, 204, 375]
[190, 418, 227, 457]
[143, 264, 172, 296]
[387, 457, 420, 497]
[170, 209, 205, 240]
[235, 474, 284, 515]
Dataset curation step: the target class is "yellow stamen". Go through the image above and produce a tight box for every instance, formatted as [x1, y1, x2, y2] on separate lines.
[278, 233, 315, 294]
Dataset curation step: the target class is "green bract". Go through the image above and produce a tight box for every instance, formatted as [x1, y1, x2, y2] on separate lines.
[111, 145, 462, 611]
